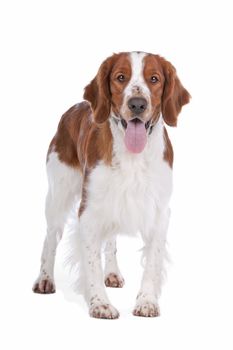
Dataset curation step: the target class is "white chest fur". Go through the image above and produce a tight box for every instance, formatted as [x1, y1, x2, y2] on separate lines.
[84, 118, 173, 237]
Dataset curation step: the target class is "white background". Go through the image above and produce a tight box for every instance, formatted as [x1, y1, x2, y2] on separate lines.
[1, 0, 233, 349]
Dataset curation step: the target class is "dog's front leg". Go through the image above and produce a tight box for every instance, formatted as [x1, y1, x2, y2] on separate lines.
[133, 208, 170, 317]
[79, 215, 119, 319]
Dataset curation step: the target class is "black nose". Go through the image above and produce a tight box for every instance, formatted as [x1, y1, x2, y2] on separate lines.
[127, 97, 148, 115]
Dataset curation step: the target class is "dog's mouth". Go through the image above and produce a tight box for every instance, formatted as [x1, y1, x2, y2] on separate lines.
[120, 117, 151, 131]
[121, 117, 150, 154]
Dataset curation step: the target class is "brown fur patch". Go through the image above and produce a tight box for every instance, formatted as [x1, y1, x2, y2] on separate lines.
[84, 53, 129, 124]
[159, 56, 191, 126]
[47, 102, 92, 169]
[78, 168, 89, 217]
[47, 101, 113, 171]
[109, 53, 132, 117]
[163, 127, 173, 168]
[85, 122, 113, 168]
[143, 54, 165, 123]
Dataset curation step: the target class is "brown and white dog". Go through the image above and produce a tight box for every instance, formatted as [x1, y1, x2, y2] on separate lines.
[33, 51, 190, 319]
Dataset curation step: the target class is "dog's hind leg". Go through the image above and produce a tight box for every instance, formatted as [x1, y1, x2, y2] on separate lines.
[104, 237, 125, 288]
[33, 152, 82, 294]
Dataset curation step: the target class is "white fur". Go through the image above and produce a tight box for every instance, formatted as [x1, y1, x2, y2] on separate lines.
[77, 116, 172, 316]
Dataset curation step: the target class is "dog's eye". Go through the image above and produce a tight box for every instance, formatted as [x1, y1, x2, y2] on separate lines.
[150, 76, 159, 84]
[117, 74, 125, 82]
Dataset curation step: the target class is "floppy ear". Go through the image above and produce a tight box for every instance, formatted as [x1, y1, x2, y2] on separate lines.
[84, 55, 115, 124]
[161, 58, 191, 126]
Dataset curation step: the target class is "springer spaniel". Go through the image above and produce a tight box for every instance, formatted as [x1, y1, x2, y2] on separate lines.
[33, 51, 190, 319]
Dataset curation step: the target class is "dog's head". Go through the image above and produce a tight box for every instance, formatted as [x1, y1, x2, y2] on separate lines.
[84, 52, 190, 153]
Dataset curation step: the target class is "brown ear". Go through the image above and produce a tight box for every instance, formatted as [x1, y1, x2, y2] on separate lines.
[161, 58, 191, 126]
[84, 55, 115, 124]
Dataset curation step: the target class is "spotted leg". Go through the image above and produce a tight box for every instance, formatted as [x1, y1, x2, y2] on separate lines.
[78, 215, 119, 319]
[133, 209, 170, 317]
[104, 237, 125, 288]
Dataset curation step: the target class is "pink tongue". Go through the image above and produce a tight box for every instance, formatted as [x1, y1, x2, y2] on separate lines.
[124, 119, 147, 153]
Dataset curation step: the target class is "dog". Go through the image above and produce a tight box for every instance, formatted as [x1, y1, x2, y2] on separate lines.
[33, 51, 190, 319]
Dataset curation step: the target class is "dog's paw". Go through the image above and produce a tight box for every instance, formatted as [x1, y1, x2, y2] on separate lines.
[89, 303, 119, 319]
[105, 273, 125, 288]
[32, 277, 56, 294]
[133, 297, 160, 317]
